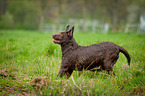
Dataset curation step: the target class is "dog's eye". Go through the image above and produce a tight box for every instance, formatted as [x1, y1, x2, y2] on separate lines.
[60, 32, 66, 35]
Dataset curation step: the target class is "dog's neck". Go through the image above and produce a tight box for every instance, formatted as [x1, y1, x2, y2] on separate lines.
[61, 38, 80, 56]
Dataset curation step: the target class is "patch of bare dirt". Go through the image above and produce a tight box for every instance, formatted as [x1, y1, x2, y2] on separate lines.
[130, 86, 145, 96]
[0, 69, 51, 95]
[0, 68, 15, 79]
[29, 76, 50, 94]
[29, 76, 48, 89]
[0, 68, 9, 77]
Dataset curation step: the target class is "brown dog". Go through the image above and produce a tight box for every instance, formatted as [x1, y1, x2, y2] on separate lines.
[52, 25, 131, 78]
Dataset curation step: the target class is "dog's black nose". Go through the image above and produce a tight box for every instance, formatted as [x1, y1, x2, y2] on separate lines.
[52, 34, 56, 38]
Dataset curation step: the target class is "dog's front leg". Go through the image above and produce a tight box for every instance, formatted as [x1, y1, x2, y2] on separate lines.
[57, 65, 73, 78]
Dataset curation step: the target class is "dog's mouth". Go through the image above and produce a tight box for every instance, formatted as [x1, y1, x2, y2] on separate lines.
[52, 34, 62, 44]
[53, 39, 61, 43]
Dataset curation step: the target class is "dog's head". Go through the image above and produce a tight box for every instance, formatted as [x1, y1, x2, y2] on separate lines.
[52, 25, 74, 44]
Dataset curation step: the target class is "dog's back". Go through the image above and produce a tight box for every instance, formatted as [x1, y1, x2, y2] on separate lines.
[67, 42, 119, 70]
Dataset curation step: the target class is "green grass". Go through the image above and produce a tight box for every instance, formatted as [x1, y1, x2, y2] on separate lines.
[0, 30, 145, 95]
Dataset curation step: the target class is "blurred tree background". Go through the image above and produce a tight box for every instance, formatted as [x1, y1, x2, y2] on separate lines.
[0, 0, 145, 32]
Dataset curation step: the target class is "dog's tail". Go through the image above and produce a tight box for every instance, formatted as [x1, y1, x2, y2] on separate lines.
[118, 46, 131, 65]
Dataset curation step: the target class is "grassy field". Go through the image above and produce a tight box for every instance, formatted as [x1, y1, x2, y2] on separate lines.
[0, 30, 145, 96]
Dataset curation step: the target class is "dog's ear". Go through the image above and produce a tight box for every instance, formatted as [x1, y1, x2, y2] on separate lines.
[66, 25, 70, 31]
[67, 26, 74, 38]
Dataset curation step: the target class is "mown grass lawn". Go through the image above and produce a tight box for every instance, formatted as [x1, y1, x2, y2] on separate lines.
[0, 30, 145, 95]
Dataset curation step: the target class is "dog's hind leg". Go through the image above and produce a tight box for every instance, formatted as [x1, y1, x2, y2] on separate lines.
[102, 61, 115, 76]
[102, 53, 119, 76]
